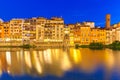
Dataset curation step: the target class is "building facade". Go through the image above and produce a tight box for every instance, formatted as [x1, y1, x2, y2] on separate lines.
[91, 28, 106, 44]
[0, 15, 118, 46]
[3, 22, 10, 41]
[106, 29, 116, 44]
[36, 17, 64, 42]
[67, 24, 74, 46]
[10, 19, 24, 41]
[79, 26, 91, 45]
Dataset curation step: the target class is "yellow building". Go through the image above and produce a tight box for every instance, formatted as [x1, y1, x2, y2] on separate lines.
[73, 22, 106, 45]
[0, 19, 4, 41]
[22, 22, 31, 44]
[79, 26, 91, 45]
[24, 18, 36, 41]
[10, 19, 24, 41]
[67, 24, 75, 46]
[113, 22, 120, 28]
[0, 22, 10, 42]
[106, 29, 116, 45]
[36, 17, 64, 43]
[91, 28, 106, 44]
[99, 29, 106, 44]
[74, 23, 81, 43]
[3, 22, 10, 41]
[0, 16, 111, 46]
[91, 28, 99, 43]
[36, 17, 47, 42]
[73, 23, 92, 45]
[46, 17, 64, 42]
[64, 27, 70, 46]
[0, 23, 4, 40]
[115, 27, 120, 42]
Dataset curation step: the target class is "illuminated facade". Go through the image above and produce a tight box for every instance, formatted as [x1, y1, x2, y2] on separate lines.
[106, 29, 116, 44]
[70, 23, 106, 45]
[64, 27, 70, 46]
[22, 22, 31, 44]
[24, 18, 36, 41]
[36, 17, 64, 42]
[45, 17, 64, 42]
[74, 23, 81, 43]
[0, 23, 4, 40]
[0, 15, 119, 46]
[83, 22, 95, 28]
[73, 22, 95, 45]
[10, 19, 24, 41]
[79, 26, 91, 45]
[36, 17, 46, 42]
[112, 27, 120, 43]
[115, 27, 120, 41]
[91, 28, 106, 44]
[0, 22, 10, 41]
[113, 22, 120, 28]
[3, 22, 10, 41]
[99, 29, 106, 44]
[67, 24, 74, 46]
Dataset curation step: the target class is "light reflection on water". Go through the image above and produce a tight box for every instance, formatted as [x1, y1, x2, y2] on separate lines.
[0, 48, 119, 79]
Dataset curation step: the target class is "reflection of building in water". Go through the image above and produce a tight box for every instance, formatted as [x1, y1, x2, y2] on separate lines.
[69, 48, 82, 65]
[6, 52, 11, 66]
[61, 50, 71, 71]
[32, 51, 42, 74]
[43, 49, 52, 64]
[0, 48, 72, 76]
[104, 49, 114, 69]
[6, 51, 25, 75]
[24, 51, 32, 69]
[0, 48, 116, 77]
[0, 52, 7, 75]
[109, 50, 120, 70]
[78, 49, 115, 73]
[6, 51, 11, 73]
[41, 49, 65, 76]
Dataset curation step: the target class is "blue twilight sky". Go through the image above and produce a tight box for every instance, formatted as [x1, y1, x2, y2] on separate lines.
[0, 0, 120, 27]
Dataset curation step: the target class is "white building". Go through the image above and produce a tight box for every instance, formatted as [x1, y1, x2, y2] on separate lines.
[83, 22, 95, 28]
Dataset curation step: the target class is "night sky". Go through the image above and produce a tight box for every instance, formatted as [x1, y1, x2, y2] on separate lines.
[0, 0, 120, 27]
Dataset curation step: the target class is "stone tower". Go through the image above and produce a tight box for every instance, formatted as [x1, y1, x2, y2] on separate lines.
[106, 14, 111, 29]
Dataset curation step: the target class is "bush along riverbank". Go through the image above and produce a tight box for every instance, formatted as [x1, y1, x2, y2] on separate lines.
[75, 41, 120, 50]
[107, 41, 120, 50]
[20, 44, 36, 49]
[75, 44, 89, 48]
[0, 44, 36, 49]
[89, 42, 104, 50]
[75, 42, 104, 50]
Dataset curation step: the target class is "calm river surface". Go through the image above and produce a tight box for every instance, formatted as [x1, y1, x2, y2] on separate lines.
[0, 48, 119, 80]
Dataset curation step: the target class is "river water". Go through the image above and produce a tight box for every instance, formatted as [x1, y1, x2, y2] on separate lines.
[0, 48, 119, 80]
